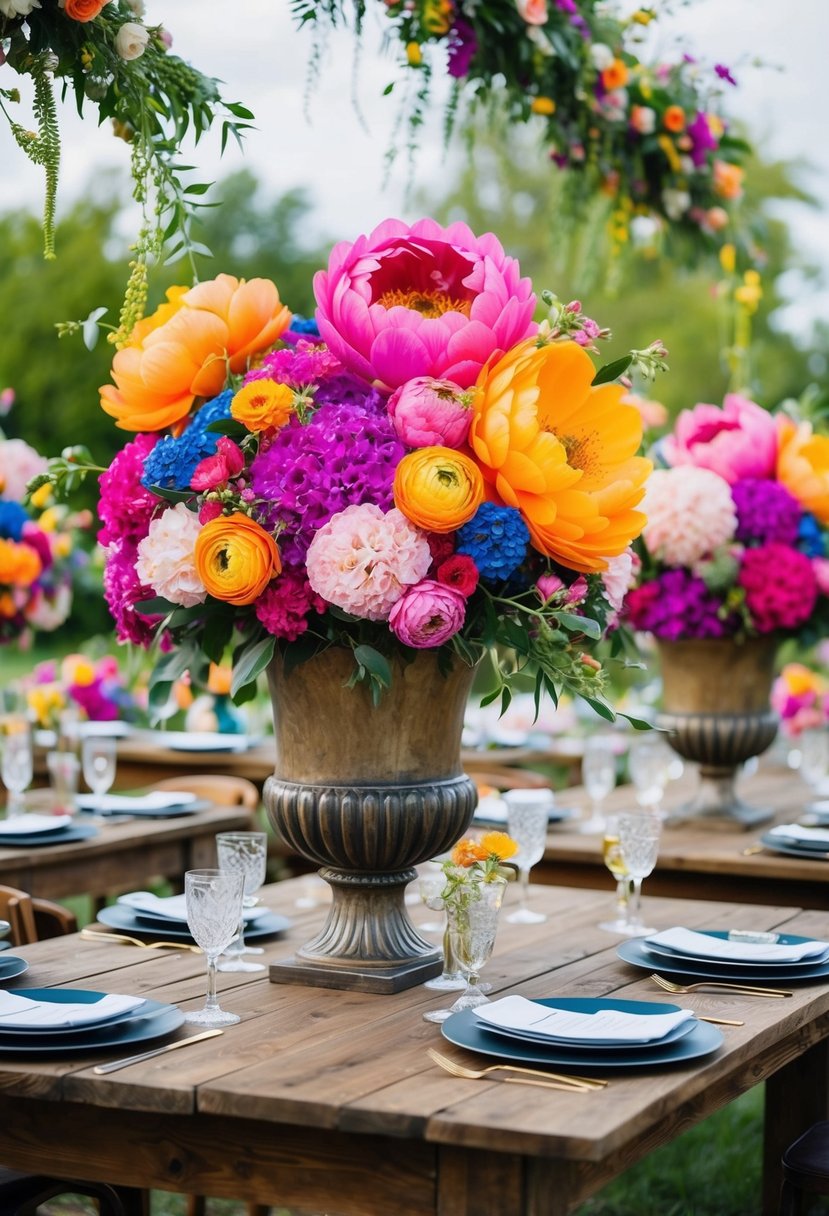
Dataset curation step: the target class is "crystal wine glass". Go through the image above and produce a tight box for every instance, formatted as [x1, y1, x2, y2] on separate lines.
[216, 831, 268, 973]
[419, 873, 466, 995]
[423, 880, 506, 1022]
[579, 735, 617, 834]
[799, 727, 829, 797]
[1, 724, 32, 819]
[615, 812, 662, 936]
[184, 868, 246, 1026]
[504, 789, 552, 924]
[628, 738, 670, 817]
[597, 812, 634, 933]
[81, 735, 117, 808]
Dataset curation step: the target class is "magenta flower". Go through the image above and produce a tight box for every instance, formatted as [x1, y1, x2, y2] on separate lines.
[313, 217, 536, 391]
[664, 394, 778, 484]
[686, 111, 720, 168]
[191, 437, 245, 492]
[387, 377, 471, 448]
[388, 579, 466, 648]
[739, 543, 818, 634]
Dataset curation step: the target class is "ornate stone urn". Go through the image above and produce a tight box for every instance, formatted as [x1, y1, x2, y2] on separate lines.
[656, 637, 779, 829]
[264, 648, 478, 992]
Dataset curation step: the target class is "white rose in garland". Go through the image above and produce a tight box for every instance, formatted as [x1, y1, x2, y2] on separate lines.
[115, 21, 149, 60]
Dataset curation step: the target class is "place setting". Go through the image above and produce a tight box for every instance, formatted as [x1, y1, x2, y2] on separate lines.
[0, 813, 98, 849]
[0, 988, 185, 1059]
[616, 925, 829, 988]
[755, 823, 829, 861]
[135, 730, 261, 754]
[75, 790, 207, 820]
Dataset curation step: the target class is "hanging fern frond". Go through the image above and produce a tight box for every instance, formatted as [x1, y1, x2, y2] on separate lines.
[31, 59, 61, 260]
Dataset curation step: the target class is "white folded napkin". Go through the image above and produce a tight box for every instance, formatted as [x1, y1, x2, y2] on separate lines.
[0, 814, 72, 836]
[473, 796, 508, 824]
[474, 995, 695, 1044]
[648, 926, 829, 963]
[118, 891, 264, 923]
[151, 731, 250, 752]
[768, 823, 829, 846]
[76, 791, 196, 813]
[0, 990, 144, 1029]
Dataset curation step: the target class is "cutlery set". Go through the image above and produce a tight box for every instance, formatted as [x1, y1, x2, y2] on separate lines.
[80, 929, 202, 954]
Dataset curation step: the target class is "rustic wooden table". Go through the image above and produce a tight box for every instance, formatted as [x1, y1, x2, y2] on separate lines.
[0, 805, 252, 901]
[0, 878, 825, 1215]
[536, 764, 829, 910]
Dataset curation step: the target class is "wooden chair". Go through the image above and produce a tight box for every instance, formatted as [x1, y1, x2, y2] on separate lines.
[466, 765, 554, 792]
[0, 885, 76, 947]
[0, 891, 146, 1215]
[149, 774, 260, 812]
[779, 1120, 829, 1213]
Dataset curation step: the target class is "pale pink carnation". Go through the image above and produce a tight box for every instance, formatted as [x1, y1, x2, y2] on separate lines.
[642, 467, 737, 567]
[135, 503, 206, 608]
[387, 378, 471, 448]
[306, 503, 431, 621]
[601, 550, 638, 614]
[0, 439, 48, 501]
[389, 579, 466, 648]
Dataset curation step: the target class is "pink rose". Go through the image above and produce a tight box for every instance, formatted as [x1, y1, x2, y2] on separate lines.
[389, 579, 466, 648]
[198, 500, 224, 525]
[536, 574, 564, 601]
[436, 554, 479, 597]
[191, 437, 245, 492]
[515, 0, 548, 23]
[387, 378, 472, 448]
[664, 394, 778, 484]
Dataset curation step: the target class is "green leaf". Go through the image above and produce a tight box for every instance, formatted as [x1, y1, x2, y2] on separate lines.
[555, 611, 602, 640]
[145, 484, 196, 504]
[203, 612, 235, 665]
[134, 596, 180, 615]
[584, 697, 615, 724]
[353, 645, 392, 688]
[282, 634, 322, 678]
[619, 712, 654, 732]
[204, 419, 247, 438]
[383, 82, 395, 96]
[232, 679, 260, 707]
[499, 685, 512, 718]
[230, 635, 276, 698]
[592, 356, 632, 386]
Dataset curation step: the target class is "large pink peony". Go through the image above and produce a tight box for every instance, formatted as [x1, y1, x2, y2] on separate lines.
[642, 467, 737, 567]
[664, 393, 778, 484]
[313, 218, 537, 391]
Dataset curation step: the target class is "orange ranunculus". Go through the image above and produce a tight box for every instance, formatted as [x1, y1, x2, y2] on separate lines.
[713, 160, 744, 201]
[0, 538, 42, 587]
[194, 512, 281, 607]
[231, 380, 295, 433]
[451, 839, 488, 867]
[207, 663, 233, 696]
[777, 416, 829, 525]
[601, 59, 629, 90]
[394, 446, 484, 533]
[63, 0, 107, 20]
[99, 275, 292, 432]
[479, 831, 519, 862]
[469, 339, 652, 573]
[662, 105, 686, 132]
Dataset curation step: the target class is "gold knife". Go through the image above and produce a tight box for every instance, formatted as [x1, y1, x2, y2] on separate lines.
[93, 1028, 223, 1074]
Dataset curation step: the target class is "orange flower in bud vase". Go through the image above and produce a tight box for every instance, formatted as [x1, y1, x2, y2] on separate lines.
[469, 339, 651, 572]
[194, 513, 281, 606]
[100, 275, 292, 432]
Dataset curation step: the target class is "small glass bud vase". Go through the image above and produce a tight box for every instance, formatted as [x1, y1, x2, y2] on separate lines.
[445, 877, 507, 1013]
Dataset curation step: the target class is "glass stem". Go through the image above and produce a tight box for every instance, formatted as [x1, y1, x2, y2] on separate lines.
[519, 866, 530, 911]
[6, 791, 23, 818]
[204, 954, 220, 1012]
[442, 922, 459, 978]
[614, 878, 628, 917]
[467, 969, 479, 994]
[629, 878, 643, 925]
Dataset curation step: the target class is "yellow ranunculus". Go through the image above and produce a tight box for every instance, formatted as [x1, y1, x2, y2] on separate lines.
[469, 338, 651, 573]
[230, 380, 295, 433]
[531, 97, 556, 116]
[194, 512, 281, 606]
[393, 446, 484, 533]
[61, 655, 96, 687]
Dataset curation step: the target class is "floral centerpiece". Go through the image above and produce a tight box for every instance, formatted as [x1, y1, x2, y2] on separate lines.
[21, 652, 139, 727]
[625, 393, 829, 644]
[771, 662, 829, 739]
[77, 217, 665, 722]
[0, 0, 251, 337]
[440, 831, 518, 924]
[0, 423, 89, 646]
[296, 2, 748, 259]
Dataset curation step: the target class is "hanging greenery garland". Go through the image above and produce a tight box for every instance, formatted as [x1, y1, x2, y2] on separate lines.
[293, 0, 751, 265]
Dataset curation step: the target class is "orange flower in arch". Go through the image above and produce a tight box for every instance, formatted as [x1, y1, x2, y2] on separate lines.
[468, 339, 652, 573]
[777, 416, 829, 525]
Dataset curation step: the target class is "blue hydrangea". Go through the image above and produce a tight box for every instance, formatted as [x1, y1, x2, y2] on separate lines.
[798, 512, 826, 558]
[287, 316, 320, 336]
[0, 501, 29, 540]
[140, 391, 234, 491]
[456, 503, 530, 582]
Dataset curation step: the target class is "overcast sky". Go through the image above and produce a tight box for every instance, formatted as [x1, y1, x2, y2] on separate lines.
[1, 0, 827, 329]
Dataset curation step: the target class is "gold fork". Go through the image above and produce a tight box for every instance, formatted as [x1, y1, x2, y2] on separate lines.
[426, 1048, 606, 1091]
[80, 928, 202, 954]
[650, 974, 792, 999]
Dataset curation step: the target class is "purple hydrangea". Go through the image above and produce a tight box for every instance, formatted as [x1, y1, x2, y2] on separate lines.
[732, 478, 802, 545]
[625, 569, 735, 640]
[250, 393, 404, 565]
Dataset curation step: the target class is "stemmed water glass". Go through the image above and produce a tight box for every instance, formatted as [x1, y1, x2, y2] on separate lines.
[798, 727, 829, 798]
[628, 738, 670, 817]
[184, 868, 246, 1026]
[1, 724, 32, 819]
[616, 812, 662, 936]
[579, 735, 617, 834]
[216, 831, 268, 973]
[504, 789, 551, 924]
[81, 736, 117, 808]
[598, 812, 633, 933]
[423, 880, 506, 1022]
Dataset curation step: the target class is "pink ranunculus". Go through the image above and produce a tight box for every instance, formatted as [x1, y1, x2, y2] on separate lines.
[515, 0, 547, 23]
[198, 500, 224, 525]
[566, 575, 589, 605]
[814, 557, 829, 597]
[664, 393, 778, 484]
[387, 377, 472, 448]
[191, 437, 245, 491]
[135, 503, 206, 608]
[536, 574, 564, 601]
[313, 217, 537, 391]
[388, 579, 466, 648]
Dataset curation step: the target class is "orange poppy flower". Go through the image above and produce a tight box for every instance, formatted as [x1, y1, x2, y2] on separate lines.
[777, 416, 829, 525]
[100, 276, 292, 432]
[479, 831, 519, 862]
[469, 339, 651, 573]
[451, 839, 488, 867]
[601, 59, 629, 90]
[662, 105, 686, 132]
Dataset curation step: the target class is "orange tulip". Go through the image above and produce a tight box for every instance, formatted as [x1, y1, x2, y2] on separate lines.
[100, 275, 292, 432]
[777, 416, 829, 525]
[394, 446, 484, 533]
[194, 512, 281, 606]
[469, 339, 651, 573]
